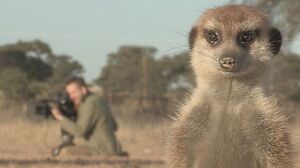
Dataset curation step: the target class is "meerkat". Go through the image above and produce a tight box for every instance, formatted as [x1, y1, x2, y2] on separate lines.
[167, 5, 294, 168]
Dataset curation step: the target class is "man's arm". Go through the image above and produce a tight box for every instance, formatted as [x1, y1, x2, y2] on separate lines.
[59, 97, 100, 137]
[51, 105, 64, 121]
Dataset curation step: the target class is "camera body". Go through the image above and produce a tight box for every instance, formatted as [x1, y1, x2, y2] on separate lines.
[35, 91, 77, 157]
[35, 91, 76, 120]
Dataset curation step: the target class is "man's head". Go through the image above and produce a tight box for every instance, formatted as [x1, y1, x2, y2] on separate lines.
[64, 77, 89, 106]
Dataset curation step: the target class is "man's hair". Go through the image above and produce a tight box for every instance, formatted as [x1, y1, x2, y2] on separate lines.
[65, 76, 87, 88]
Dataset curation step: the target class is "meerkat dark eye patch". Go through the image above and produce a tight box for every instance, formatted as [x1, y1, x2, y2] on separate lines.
[189, 26, 198, 50]
[237, 30, 258, 47]
[269, 28, 282, 55]
[205, 30, 220, 46]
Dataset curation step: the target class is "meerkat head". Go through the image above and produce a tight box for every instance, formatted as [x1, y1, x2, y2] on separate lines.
[189, 5, 281, 82]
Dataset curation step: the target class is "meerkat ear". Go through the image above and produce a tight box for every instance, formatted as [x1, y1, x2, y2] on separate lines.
[269, 28, 282, 55]
[189, 26, 198, 50]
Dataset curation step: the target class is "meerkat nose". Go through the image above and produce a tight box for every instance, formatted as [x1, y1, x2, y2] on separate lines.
[219, 56, 238, 71]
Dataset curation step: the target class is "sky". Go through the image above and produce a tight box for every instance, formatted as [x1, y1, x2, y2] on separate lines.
[0, 0, 299, 82]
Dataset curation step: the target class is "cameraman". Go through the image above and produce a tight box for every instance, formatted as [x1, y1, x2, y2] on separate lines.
[51, 77, 125, 156]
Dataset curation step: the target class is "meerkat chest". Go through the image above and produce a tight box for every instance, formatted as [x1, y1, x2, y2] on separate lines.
[209, 102, 256, 138]
[197, 101, 259, 168]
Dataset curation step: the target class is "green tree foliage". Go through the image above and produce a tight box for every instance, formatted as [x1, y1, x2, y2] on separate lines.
[0, 49, 52, 81]
[97, 46, 157, 96]
[96, 46, 192, 98]
[0, 40, 84, 100]
[47, 54, 84, 93]
[0, 40, 53, 60]
[157, 52, 193, 92]
[0, 68, 30, 100]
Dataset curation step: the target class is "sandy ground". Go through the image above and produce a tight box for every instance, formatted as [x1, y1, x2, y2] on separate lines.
[1, 115, 300, 168]
[0, 118, 167, 168]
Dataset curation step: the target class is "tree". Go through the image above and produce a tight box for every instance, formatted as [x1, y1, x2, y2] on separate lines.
[0, 40, 54, 81]
[156, 52, 193, 92]
[96, 46, 194, 99]
[46, 54, 84, 93]
[0, 40, 84, 100]
[0, 68, 30, 100]
[96, 46, 157, 96]
[0, 49, 52, 81]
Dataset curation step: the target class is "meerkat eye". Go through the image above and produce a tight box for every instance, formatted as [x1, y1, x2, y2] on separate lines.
[238, 30, 257, 45]
[205, 30, 219, 45]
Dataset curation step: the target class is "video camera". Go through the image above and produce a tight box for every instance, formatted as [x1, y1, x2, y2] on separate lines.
[35, 91, 77, 157]
[35, 91, 76, 120]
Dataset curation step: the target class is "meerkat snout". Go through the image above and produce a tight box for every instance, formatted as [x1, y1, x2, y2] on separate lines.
[219, 54, 239, 72]
[219, 56, 237, 71]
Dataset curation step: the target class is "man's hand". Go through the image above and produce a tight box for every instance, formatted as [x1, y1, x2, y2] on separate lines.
[50, 103, 64, 121]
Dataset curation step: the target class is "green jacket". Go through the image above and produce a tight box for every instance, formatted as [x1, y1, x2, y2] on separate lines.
[60, 93, 122, 155]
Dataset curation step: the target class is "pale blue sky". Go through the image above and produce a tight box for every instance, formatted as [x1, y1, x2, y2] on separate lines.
[0, 0, 299, 82]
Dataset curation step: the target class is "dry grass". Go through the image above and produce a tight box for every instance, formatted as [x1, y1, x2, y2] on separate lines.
[0, 97, 168, 168]
[1, 100, 300, 168]
[0, 116, 167, 168]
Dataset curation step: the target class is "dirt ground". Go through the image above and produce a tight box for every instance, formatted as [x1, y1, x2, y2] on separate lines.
[0, 118, 167, 168]
[1, 114, 300, 168]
